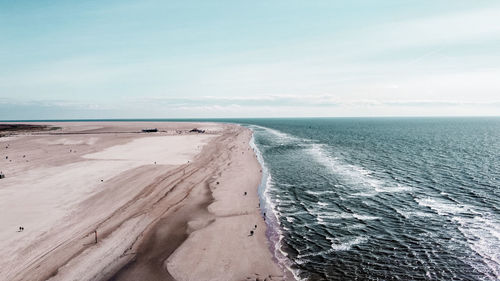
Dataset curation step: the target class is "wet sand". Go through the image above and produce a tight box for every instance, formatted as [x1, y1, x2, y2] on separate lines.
[0, 122, 285, 281]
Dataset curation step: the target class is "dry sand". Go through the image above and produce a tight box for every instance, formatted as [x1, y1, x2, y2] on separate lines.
[0, 122, 285, 281]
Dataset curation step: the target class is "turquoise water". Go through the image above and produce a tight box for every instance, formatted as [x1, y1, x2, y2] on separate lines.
[243, 118, 500, 281]
[5, 117, 499, 280]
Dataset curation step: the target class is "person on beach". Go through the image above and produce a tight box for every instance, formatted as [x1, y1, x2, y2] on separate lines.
[249, 230, 254, 236]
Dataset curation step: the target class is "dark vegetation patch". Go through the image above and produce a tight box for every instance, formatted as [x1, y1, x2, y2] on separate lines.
[0, 124, 60, 136]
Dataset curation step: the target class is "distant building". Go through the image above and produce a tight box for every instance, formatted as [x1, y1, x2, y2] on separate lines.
[189, 128, 205, 133]
[142, 128, 158, 133]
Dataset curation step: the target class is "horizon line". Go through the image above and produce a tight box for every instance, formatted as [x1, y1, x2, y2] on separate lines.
[1, 115, 500, 122]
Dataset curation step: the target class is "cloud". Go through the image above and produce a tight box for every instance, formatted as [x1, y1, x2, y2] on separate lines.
[0, 98, 112, 110]
[0, 99, 114, 120]
[1, 95, 499, 120]
[5, 95, 498, 110]
[135, 95, 500, 108]
[142, 95, 340, 107]
[383, 100, 500, 107]
[334, 6, 500, 61]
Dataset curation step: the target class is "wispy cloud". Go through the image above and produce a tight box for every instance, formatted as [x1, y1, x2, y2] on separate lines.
[143, 95, 340, 107]
[2, 95, 499, 120]
[125, 94, 500, 109]
[329, 6, 500, 62]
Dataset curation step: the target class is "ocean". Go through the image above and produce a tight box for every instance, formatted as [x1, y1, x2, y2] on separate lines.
[241, 117, 500, 281]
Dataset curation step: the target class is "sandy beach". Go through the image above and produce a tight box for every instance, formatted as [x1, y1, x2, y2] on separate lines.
[0, 122, 285, 281]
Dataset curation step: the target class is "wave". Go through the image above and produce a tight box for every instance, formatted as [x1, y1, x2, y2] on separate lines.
[307, 143, 411, 197]
[297, 236, 369, 258]
[306, 210, 380, 225]
[248, 129, 302, 281]
[352, 214, 380, 221]
[394, 208, 435, 219]
[330, 236, 369, 251]
[453, 215, 500, 279]
[414, 197, 469, 215]
[375, 185, 413, 193]
[248, 125, 304, 145]
[252, 125, 411, 199]
[415, 195, 500, 278]
[304, 190, 335, 196]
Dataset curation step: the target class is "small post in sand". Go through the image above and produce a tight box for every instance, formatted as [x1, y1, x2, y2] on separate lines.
[94, 230, 98, 244]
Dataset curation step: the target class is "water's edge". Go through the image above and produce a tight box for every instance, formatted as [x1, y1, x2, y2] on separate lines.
[249, 128, 299, 281]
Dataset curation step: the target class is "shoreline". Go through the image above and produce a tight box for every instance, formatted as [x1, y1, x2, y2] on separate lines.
[249, 131, 297, 281]
[0, 122, 286, 281]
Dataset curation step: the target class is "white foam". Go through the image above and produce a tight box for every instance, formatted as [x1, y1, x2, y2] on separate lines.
[294, 258, 309, 265]
[285, 211, 310, 217]
[315, 212, 379, 221]
[316, 216, 326, 225]
[452, 215, 500, 279]
[307, 143, 409, 197]
[331, 236, 368, 251]
[295, 222, 327, 228]
[317, 213, 353, 220]
[305, 190, 335, 196]
[296, 235, 368, 258]
[415, 193, 500, 278]
[350, 191, 378, 197]
[296, 249, 333, 259]
[347, 223, 366, 230]
[415, 197, 468, 215]
[248, 129, 303, 281]
[248, 125, 303, 145]
[375, 185, 412, 193]
[352, 214, 380, 221]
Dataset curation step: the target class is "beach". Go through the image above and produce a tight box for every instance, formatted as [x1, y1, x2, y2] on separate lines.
[0, 122, 284, 281]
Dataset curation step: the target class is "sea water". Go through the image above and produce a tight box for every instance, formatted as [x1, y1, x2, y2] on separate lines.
[241, 117, 500, 281]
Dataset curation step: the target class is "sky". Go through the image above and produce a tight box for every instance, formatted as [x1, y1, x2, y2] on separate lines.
[1, 0, 499, 119]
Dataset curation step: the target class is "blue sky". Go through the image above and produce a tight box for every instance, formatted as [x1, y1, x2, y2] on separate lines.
[1, 0, 499, 119]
